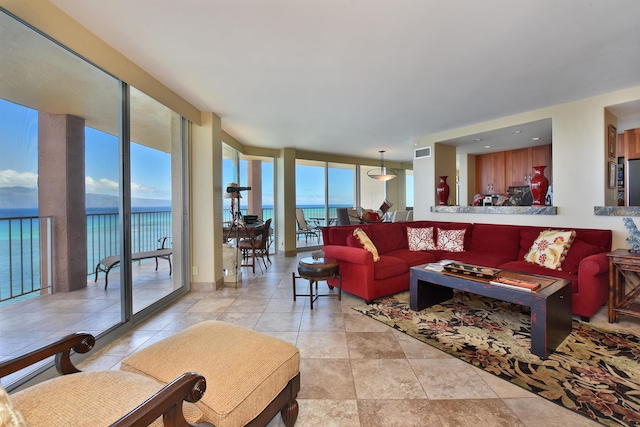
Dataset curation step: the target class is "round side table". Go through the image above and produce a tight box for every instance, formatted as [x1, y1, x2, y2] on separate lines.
[292, 257, 342, 310]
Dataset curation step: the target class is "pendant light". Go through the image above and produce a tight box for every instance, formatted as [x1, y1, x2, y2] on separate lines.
[367, 150, 397, 181]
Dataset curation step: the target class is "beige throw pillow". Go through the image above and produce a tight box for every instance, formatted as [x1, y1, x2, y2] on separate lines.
[353, 228, 380, 261]
[524, 229, 576, 270]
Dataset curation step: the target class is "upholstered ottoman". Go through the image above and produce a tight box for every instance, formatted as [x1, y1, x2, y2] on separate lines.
[120, 321, 300, 427]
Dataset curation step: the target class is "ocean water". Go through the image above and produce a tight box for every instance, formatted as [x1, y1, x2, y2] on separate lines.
[0, 204, 345, 304]
[0, 207, 172, 303]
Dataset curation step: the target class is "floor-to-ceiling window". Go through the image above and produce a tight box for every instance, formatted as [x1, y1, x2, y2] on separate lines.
[0, 8, 188, 386]
[295, 160, 326, 248]
[406, 170, 414, 209]
[328, 162, 356, 224]
[129, 86, 183, 314]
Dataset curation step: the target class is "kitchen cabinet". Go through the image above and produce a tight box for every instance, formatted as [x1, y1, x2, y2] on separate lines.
[625, 129, 640, 159]
[476, 151, 505, 195]
[479, 144, 552, 195]
[505, 148, 532, 187]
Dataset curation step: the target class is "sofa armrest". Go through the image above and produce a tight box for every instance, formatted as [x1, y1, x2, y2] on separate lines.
[578, 252, 609, 277]
[0, 332, 95, 377]
[323, 245, 373, 264]
[111, 372, 211, 427]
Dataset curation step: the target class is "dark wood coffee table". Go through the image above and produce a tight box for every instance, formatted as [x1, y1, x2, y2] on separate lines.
[409, 266, 572, 359]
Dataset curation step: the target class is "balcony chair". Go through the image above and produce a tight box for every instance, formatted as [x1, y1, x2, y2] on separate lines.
[391, 210, 409, 222]
[239, 218, 272, 273]
[0, 332, 209, 427]
[295, 209, 320, 242]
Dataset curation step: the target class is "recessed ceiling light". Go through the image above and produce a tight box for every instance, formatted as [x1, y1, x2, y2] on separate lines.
[474, 138, 483, 142]
[512, 130, 522, 134]
[532, 137, 540, 141]
[484, 145, 491, 149]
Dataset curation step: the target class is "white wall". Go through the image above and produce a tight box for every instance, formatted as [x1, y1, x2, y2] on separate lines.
[413, 85, 640, 250]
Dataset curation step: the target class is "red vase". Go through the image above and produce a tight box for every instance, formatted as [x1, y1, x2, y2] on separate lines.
[529, 166, 549, 206]
[437, 176, 450, 206]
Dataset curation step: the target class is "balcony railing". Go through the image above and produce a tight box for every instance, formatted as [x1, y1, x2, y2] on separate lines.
[1, 207, 340, 305]
[86, 211, 173, 273]
[0, 216, 52, 305]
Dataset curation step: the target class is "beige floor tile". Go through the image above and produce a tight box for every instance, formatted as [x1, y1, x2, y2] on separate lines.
[343, 312, 392, 333]
[409, 358, 499, 400]
[392, 330, 452, 359]
[357, 399, 441, 427]
[296, 331, 350, 359]
[254, 311, 303, 332]
[298, 358, 356, 399]
[430, 399, 526, 427]
[351, 359, 427, 400]
[300, 311, 345, 332]
[293, 399, 360, 427]
[347, 331, 405, 359]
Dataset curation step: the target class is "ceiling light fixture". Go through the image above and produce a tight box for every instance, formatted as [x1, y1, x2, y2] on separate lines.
[367, 150, 397, 181]
[532, 137, 540, 141]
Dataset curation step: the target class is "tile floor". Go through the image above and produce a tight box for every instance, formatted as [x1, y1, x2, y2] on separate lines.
[7, 251, 640, 426]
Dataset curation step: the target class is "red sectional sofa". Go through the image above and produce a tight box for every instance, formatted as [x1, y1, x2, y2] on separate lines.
[321, 221, 612, 321]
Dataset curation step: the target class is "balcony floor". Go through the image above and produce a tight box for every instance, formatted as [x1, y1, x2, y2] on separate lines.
[2, 252, 639, 426]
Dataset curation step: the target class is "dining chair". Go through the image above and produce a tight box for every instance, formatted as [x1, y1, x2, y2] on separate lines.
[239, 218, 272, 273]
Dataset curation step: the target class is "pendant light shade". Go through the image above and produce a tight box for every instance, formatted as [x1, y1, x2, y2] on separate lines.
[367, 150, 397, 181]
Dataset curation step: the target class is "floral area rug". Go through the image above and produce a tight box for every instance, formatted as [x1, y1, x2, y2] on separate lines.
[352, 291, 640, 427]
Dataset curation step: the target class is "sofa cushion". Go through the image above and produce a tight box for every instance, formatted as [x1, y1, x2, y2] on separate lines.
[469, 223, 521, 261]
[407, 226, 436, 251]
[374, 255, 409, 280]
[561, 239, 601, 274]
[385, 249, 437, 266]
[438, 251, 514, 268]
[354, 228, 380, 261]
[436, 228, 466, 252]
[0, 385, 25, 427]
[369, 223, 407, 254]
[120, 321, 300, 427]
[524, 229, 576, 270]
[11, 371, 203, 427]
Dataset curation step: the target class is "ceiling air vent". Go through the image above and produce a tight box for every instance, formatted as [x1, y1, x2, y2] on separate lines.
[414, 146, 431, 159]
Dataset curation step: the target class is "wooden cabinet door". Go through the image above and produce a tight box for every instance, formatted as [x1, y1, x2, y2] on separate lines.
[506, 148, 531, 187]
[618, 133, 625, 157]
[625, 129, 640, 160]
[476, 152, 505, 195]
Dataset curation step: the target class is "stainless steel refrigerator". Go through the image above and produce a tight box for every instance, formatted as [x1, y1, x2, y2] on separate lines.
[629, 159, 640, 206]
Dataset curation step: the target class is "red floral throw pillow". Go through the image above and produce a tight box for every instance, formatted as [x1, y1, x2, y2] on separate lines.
[407, 227, 436, 251]
[524, 229, 576, 270]
[436, 228, 466, 252]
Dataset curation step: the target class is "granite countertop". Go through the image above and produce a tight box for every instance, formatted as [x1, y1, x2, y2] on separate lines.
[431, 206, 557, 215]
[594, 206, 640, 216]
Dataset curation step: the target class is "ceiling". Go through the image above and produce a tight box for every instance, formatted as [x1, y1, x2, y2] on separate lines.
[45, 0, 640, 162]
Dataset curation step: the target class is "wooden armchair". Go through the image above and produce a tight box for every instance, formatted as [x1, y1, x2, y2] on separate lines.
[0, 332, 212, 427]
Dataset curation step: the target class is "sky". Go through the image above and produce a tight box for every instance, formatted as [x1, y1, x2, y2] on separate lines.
[1, 97, 412, 210]
[0, 98, 171, 202]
